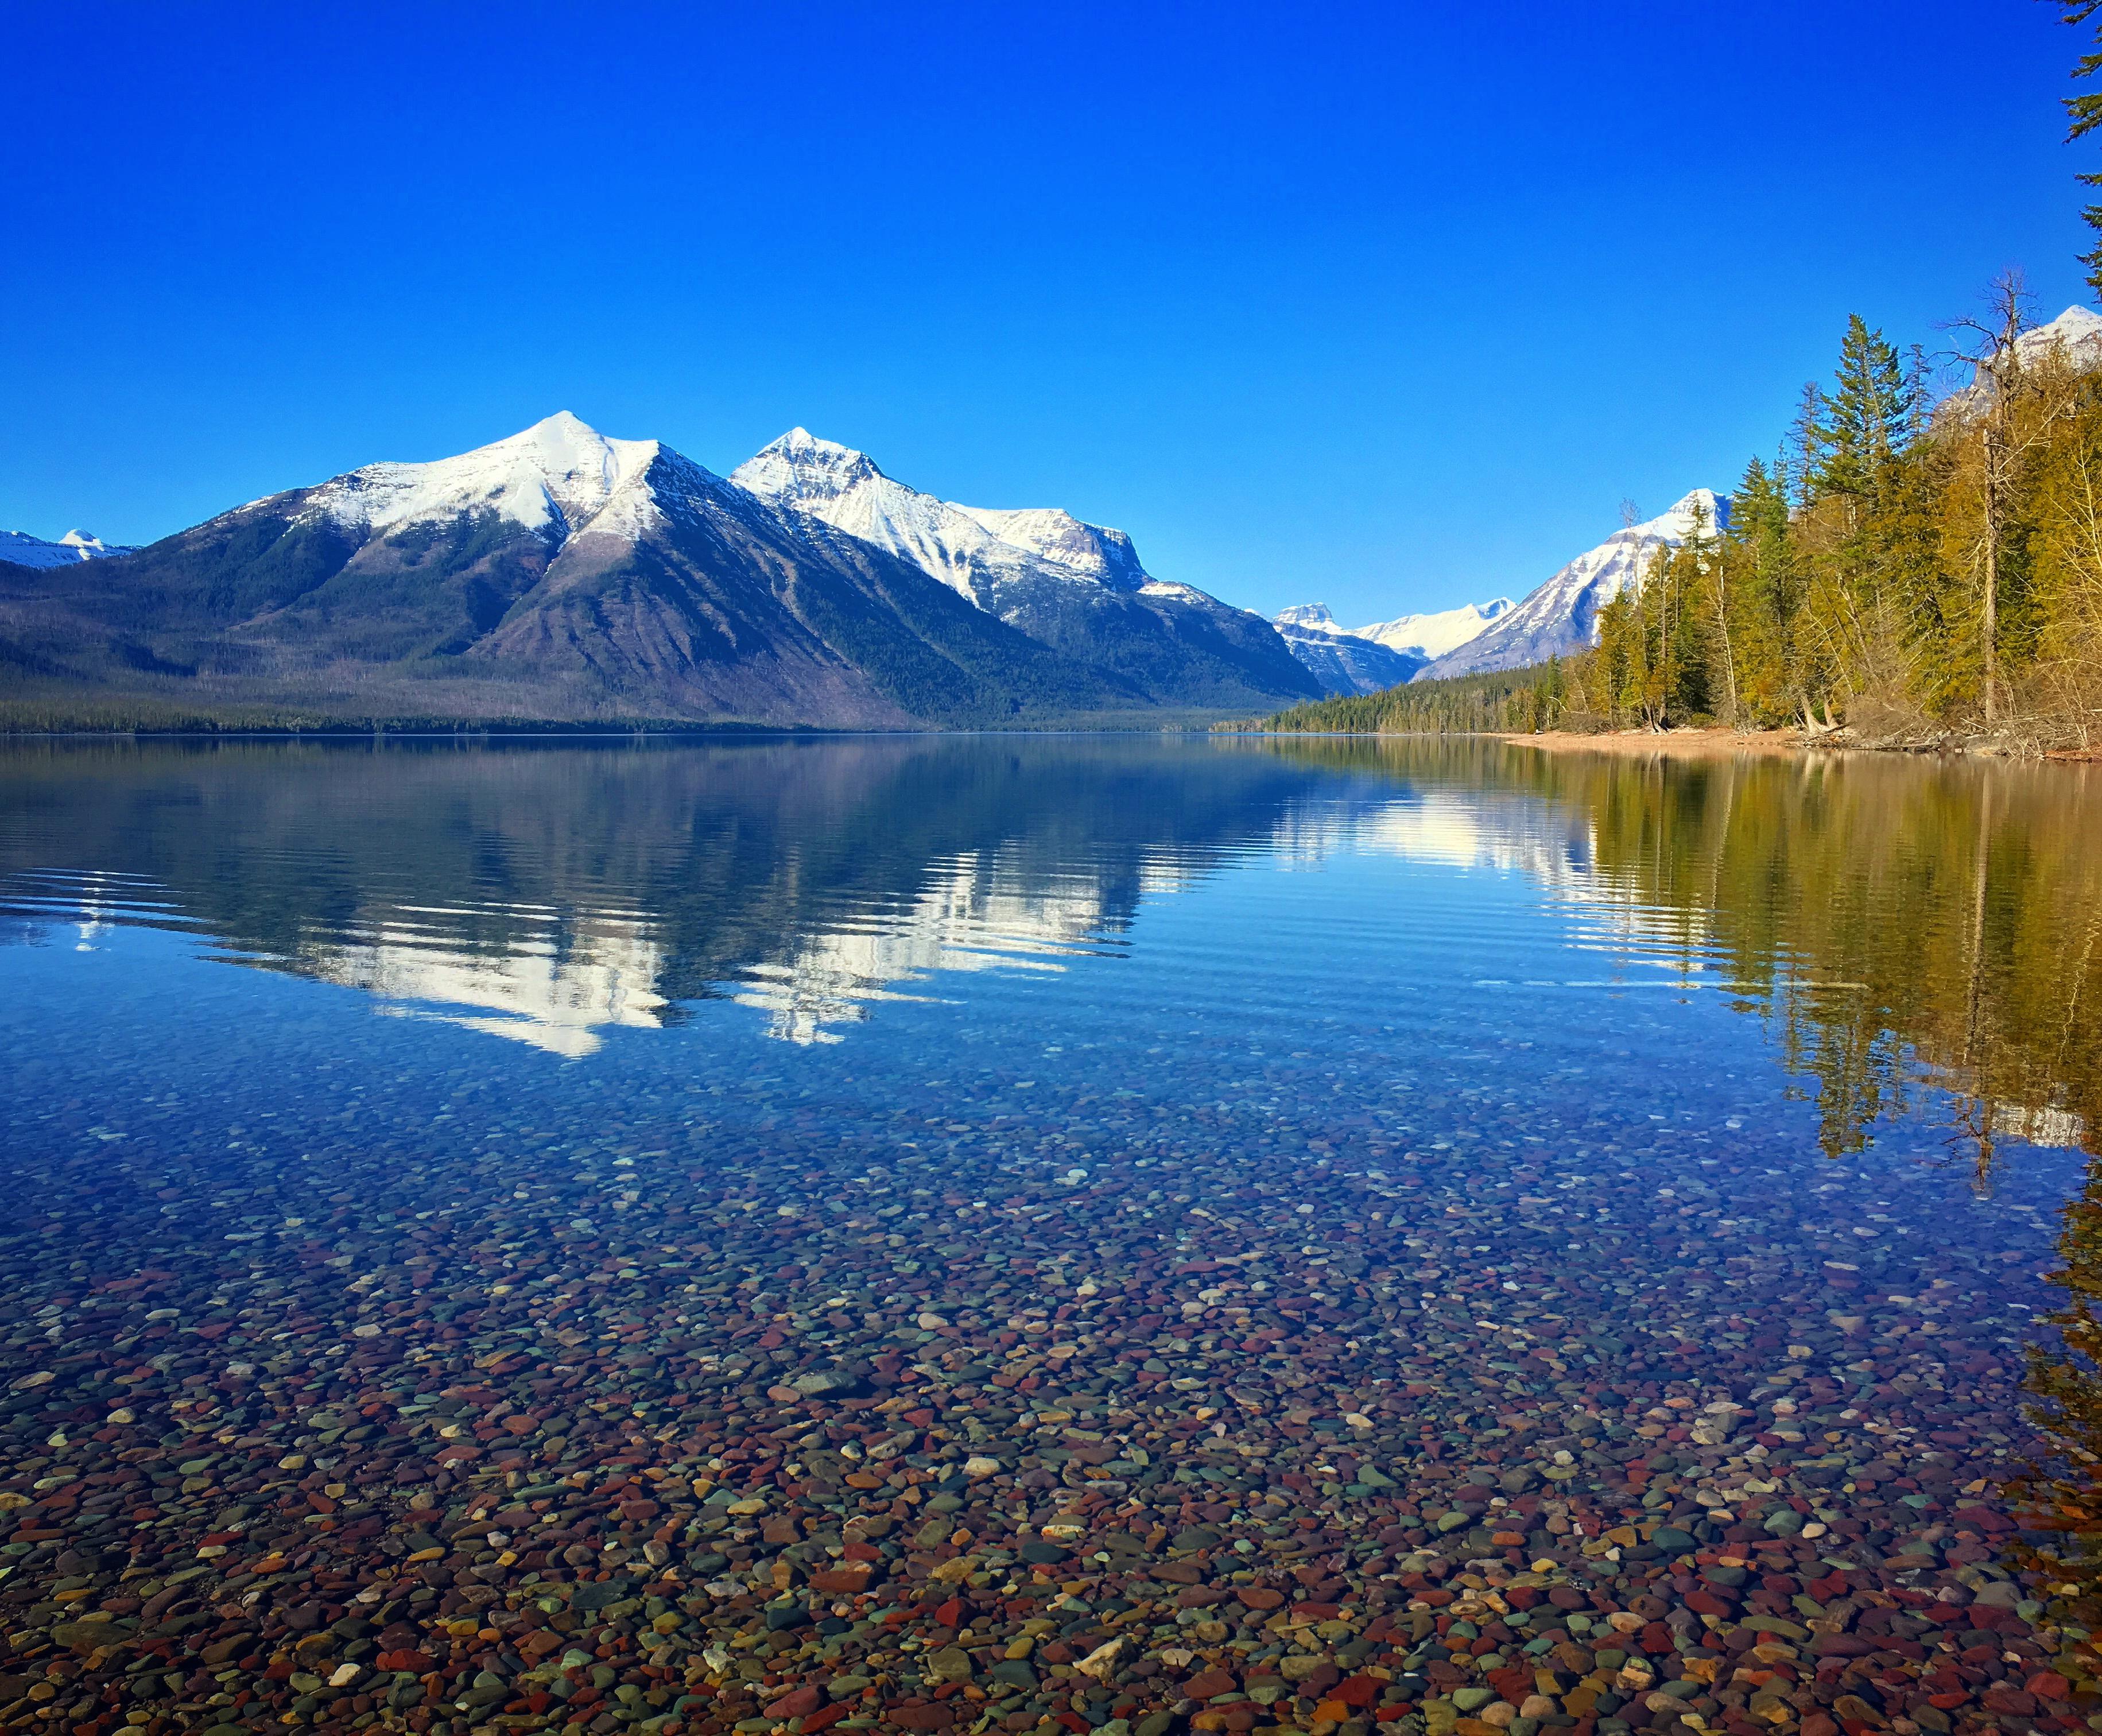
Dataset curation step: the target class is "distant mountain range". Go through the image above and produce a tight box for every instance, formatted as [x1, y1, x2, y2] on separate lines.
[0, 529, 136, 569]
[0, 414, 1320, 726]
[0, 413, 1739, 722]
[1269, 599, 1515, 695]
[1268, 610, 1428, 694]
[1271, 494, 1728, 693]
[1417, 491, 1727, 679]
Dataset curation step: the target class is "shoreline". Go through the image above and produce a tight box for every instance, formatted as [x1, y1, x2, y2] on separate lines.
[1495, 725, 2101, 761]
[1496, 727, 1819, 757]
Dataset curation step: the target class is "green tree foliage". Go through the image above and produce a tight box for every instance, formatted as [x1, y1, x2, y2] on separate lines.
[1244, 297, 2102, 749]
[1798, 315, 1919, 503]
[1580, 501, 1725, 728]
[1217, 664, 1569, 736]
[2061, 1, 2102, 298]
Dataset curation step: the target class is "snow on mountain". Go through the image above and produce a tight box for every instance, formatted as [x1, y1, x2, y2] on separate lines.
[1268, 610, 1424, 694]
[305, 410, 667, 542]
[1273, 597, 1512, 660]
[1349, 597, 1514, 659]
[952, 505, 1150, 591]
[6, 412, 1317, 724]
[729, 429, 1320, 705]
[1418, 490, 1728, 680]
[1, 529, 138, 569]
[1939, 307, 2102, 425]
[1268, 597, 1511, 692]
[2018, 305, 2102, 371]
[730, 428, 1151, 607]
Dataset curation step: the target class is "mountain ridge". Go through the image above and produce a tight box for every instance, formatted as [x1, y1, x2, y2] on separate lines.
[1416, 490, 1728, 679]
[1266, 608, 1426, 693]
[0, 414, 1316, 726]
[0, 529, 138, 569]
[731, 429, 1318, 708]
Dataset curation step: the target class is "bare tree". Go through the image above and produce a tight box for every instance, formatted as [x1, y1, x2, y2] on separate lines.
[1945, 272, 2037, 726]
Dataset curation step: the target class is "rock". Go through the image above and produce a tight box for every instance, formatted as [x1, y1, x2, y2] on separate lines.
[1076, 1637, 1126, 1680]
[769, 1685, 824, 1719]
[926, 1646, 975, 1683]
[49, 1621, 119, 1654]
[0, 873, 2072, 1736]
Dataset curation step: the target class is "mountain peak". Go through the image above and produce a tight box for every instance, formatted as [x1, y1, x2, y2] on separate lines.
[1, 527, 139, 568]
[770, 426, 846, 455]
[525, 408, 596, 436]
[1340, 597, 1514, 660]
[1273, 603, 1338, 630]
[310, 414, 665, 538]
[1417, 491, 1725, 680]
[2020, 305, 2102, 370]
[737, 428, 886, 505]
[732, 434, 1167, 601]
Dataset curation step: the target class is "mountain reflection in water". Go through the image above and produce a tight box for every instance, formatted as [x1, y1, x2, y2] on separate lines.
[11, 736, 2102, 1694]
[5, 739, 2099, 1155]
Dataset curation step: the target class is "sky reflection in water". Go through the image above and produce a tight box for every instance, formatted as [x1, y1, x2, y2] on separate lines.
[4, 738, 2102, 1727]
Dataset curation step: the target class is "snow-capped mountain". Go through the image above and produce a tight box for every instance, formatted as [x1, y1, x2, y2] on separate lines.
[1940, 305, 2102, 423]
[0, 413, 1317, 724]
[302, 409, 662, 542]
[2018, 304, 2102, 371]
[1, 529, 138, 569]
[730, 428, 1168, 605]
[1348, 597, 1514, 659]
[732, 429, 1077, 606]
[1269, 598, 1515, 694]
[1, 413, 1156, 726]
[1418, 490, 1728, 679]
[731, 430, 1317, 707]
[954, 505, 1150, 590]
[1266, 606, 1425, 694]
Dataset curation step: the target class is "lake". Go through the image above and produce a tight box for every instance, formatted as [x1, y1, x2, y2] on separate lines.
[2, 735, 2099, 1736]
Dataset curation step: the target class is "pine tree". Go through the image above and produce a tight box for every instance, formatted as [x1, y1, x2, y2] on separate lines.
[1802, 315, 1917, 502]
[2058, 2, 2102, 297]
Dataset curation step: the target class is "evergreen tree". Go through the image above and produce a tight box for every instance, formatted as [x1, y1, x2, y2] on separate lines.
[2058, 2, 2102, 297]
[1801, 315, 1917, 502]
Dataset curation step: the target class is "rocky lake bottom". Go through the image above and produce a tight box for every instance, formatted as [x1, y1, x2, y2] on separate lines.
[1, 737, 2098, 1736]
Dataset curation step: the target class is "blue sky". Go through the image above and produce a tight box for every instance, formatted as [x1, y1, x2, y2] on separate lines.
[4, 1, 2094, 621]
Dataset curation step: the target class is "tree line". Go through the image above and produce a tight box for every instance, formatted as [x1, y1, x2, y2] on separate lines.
[1216, 665, 1571, 737]
[1245, 6, 2102, 753]
[1564, 284, 2102, 749]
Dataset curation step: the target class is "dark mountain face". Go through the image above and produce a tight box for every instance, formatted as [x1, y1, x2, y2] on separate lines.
[990, 578, 1325, 708]
[1269, 618, 1426, 695]
[0, 421, 1168, 726]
